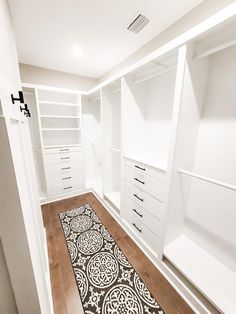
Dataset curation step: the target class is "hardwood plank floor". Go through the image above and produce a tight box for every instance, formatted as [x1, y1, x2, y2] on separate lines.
[42, 192, 194, 314]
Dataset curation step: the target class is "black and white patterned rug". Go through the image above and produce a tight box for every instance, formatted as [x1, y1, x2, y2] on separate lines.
[59, 204, 164, 314]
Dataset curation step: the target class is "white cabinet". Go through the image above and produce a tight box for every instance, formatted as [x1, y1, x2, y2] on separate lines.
[123, 157, 166, 257]
[44, 146, 84, 196]
[23, 87, 84, 200]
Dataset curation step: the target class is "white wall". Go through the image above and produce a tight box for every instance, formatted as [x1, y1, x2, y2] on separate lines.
[0, 241, 17, 314]
[99, 0, 236, 83]
[0, 0, 42, 313]
[19, 63, 97, 91]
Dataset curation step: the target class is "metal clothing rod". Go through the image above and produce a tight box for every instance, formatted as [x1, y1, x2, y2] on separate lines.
[179, 169, 236, 191]
[133, 65, 176, 85]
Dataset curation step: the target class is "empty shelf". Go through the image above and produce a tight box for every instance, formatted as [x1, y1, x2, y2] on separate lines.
[42, 128, 81, 131]
[104, 192, 120, 210]
[40, 115, 80, 119]
[164, 235, 236, 314]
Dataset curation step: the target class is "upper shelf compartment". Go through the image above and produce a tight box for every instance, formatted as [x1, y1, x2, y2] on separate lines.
[38, 89, 80, 117]
[194, 14, 236, 60]
[122, 49, 178, 171]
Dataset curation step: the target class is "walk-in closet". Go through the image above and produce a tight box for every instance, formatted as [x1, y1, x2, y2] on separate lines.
[2, 1, 236, 314]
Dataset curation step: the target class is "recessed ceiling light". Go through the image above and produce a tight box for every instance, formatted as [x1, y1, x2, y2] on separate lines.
[73, 47, 82, 58]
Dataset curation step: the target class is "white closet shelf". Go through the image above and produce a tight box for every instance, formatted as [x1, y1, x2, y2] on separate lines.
[89, 96, 101, 103]
[164, 235, 236, 314]
[42, 128, 81, 131]
[39, 100, 79, 107]
[124, 153, 167, 173]
[104, 192, 120, 210]
[40, 115, 80, 119]
[43, 144, 81, 149]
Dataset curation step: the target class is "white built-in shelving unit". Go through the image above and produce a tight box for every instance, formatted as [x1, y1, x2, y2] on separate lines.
[23, 86, 84, 200]
[164, 16, 236, 314]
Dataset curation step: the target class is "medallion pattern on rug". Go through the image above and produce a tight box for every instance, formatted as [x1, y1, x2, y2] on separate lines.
[59, 204, 164, 314]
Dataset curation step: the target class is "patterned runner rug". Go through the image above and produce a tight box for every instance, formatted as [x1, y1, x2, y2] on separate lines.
[59, 204, 164, 314]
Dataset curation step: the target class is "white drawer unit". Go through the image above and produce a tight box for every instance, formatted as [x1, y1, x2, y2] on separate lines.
[124, 164, 164, 202]
[124, 181, 165, 221]
[123, 157, 167, 257]
[43, 145, 83, 196]
[124, 195, 163, 238]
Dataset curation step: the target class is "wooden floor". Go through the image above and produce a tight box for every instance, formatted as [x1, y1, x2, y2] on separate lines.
[42, 192, 194, 314]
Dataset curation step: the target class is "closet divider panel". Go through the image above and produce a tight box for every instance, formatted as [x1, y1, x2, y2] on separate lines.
[23, 87, 47, 199]
[101, 80, 122, 211]
[82, 92, 103, 197]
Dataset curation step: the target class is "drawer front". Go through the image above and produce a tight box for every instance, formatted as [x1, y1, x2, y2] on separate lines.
[142, 224, 160, 253]
[124, 165, 164, 201]
[46, 171, 82, 188]
[125, 208, 143, 238]
[47, 179, 83, 196]
[45, 161, 82, 175]
[124, 157, 166, 181]
[44, 146, 81, 154]
[124, 182, 165, 221]
[124, 198, 160, 253]
[124, 195, 162, 237]
[44, 151, 82, 165]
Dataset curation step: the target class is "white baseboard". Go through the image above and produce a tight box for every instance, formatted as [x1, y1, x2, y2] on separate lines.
[40, 188, 91, 205]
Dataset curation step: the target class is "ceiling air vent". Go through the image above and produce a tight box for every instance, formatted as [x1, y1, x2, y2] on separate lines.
[127, 13, 150, 34]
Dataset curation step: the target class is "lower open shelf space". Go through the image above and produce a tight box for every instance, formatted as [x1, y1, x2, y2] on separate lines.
[164, 235, 236, 314]
[104, 191, 120, 211]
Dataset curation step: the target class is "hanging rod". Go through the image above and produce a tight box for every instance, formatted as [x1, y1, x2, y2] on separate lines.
[179, 169, 236, 191]
[110, 87, 121, 95]
[133, 65, 176, 85]
[91, 142, 121, 153]
[194, 39, 236, 60]
[89, 96, 101, 103]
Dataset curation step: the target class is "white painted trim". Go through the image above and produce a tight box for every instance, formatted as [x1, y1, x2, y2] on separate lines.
[22, 3, 236, 96]
[21, 82, 86, 95]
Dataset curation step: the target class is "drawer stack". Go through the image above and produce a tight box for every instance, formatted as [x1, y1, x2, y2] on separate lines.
[44, 146, 84, 196]
[123, 157, 166, 256]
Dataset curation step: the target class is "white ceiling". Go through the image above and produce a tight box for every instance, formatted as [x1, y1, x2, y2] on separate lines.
[8, 0, 204, 79]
